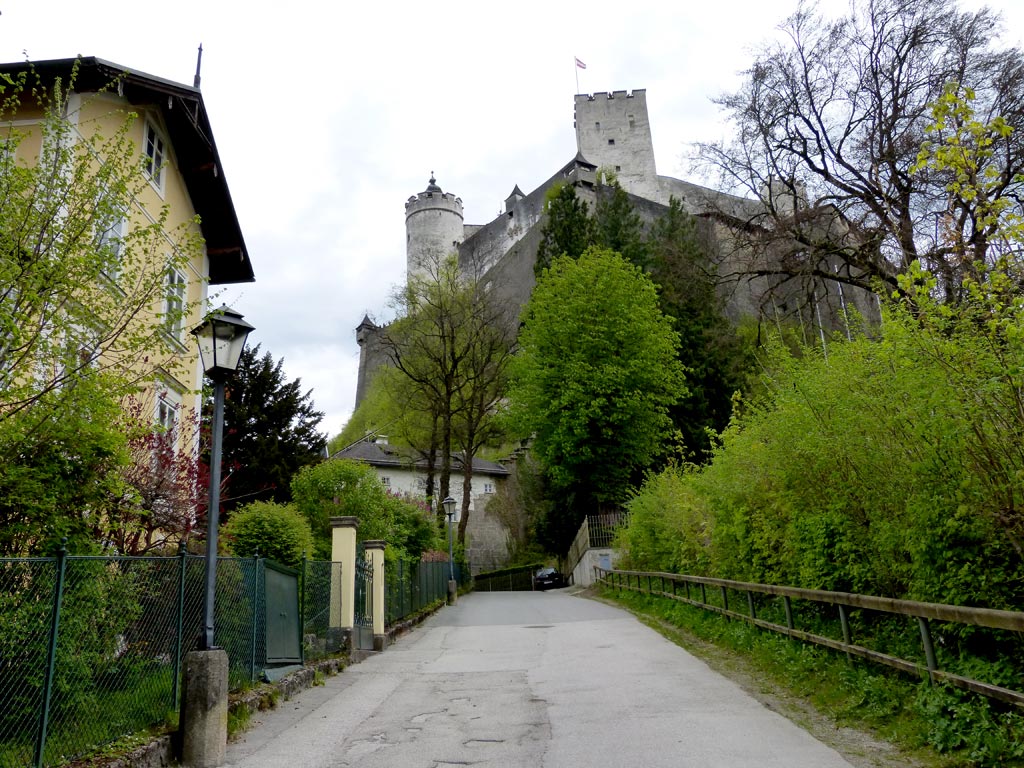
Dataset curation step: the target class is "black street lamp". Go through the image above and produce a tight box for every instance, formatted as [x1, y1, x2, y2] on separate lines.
[192, 305, 254, 650]
[442, 496, 456, 583]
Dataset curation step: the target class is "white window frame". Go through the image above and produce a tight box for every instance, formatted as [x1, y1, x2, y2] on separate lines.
[484, 482, 495, 494]
[143, 119, 167, 195]
[163, 264, 187, 343]
[50, 324, 101, 389]
[380, 476, 391, 488]
[156, 385, 182, 441]
[96, 208, 127, 281]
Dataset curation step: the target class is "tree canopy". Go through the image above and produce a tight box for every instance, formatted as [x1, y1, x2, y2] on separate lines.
[697, 0, 1024, 305]
[533, 181, 751, 461]
[290, 459, 437, 562]
[378, 253, 516, 538]
[508, 247, 685, 552]
[212, 344, 326, 514]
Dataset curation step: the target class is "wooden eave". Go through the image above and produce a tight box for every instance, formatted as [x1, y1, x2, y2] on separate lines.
[0, 56, 254, 285]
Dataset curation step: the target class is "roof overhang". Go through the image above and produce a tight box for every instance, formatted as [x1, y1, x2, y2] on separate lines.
[0, 56, 254, 284]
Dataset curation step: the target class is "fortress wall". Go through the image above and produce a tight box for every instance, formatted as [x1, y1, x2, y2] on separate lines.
[460, 159, 588, 277]
[465, 495, 511, 575]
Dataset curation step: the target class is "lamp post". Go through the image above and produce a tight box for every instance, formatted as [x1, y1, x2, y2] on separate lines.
[191, 305, 254, 650]
[442, 496, 457, 604]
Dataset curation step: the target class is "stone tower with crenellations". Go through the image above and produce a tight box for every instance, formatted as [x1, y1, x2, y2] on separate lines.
[574, 89, 659, 200]
[404, 174, 464, 283]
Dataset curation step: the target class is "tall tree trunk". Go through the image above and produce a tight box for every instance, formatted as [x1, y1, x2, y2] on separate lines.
[458, 457, 473, 546]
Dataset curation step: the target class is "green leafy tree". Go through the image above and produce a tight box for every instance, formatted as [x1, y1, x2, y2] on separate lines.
[593, 179, 650, 270]
[381, 253, 516, 540]
[0, 378, 126, 556]
[905, 85, 1024, 555]
[222, 501, 315, 568]
[380, 256, 465, 507]
[913, 82, 1024, 278]
[534, 182, 595, 275]
[290, 459, 437, 562]
[649, 198, 752, 461]
[212, 344, 326, 513]
[0, 66, 202, 422]
[537, 180, 749, 463]
[508, 247, 686, 552]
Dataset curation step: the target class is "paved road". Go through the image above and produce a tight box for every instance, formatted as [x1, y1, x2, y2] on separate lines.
[224, 590, 855, 767]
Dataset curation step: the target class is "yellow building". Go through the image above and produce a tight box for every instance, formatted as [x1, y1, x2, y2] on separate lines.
[0, 56, 254, 551]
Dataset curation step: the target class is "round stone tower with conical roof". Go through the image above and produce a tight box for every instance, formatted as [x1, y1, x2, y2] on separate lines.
[405, 174, 464, 283]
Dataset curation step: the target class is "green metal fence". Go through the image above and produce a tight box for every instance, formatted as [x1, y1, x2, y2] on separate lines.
[300, 558, 344, 661]
[0, 547, 344, 768]
[472, 563, 539, 592]
[384, 560, 463, 625]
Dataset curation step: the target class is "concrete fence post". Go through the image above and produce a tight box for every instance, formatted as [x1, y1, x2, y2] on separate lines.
[180, 649, 229, 767]
[330, 516, 359, 650]
[364, 540, 386, 651]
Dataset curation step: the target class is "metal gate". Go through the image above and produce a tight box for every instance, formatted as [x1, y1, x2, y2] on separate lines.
[353, 551, 374, 650]
[264, 560, 302, 677]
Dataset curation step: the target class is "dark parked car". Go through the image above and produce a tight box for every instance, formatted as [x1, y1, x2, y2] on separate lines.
[534, 567, 565, 590]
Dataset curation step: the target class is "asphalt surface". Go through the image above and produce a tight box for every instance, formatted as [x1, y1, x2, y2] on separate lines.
[224, 590, 855, 767]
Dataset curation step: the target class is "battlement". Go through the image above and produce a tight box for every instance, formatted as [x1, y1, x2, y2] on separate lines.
[405, 190, 463, 213]
[578, 89, 646, 102]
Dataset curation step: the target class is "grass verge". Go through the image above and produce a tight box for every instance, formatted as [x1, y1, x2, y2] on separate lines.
[594, 585, 1024, 768]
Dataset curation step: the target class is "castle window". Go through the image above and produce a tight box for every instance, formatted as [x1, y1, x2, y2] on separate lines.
[628, 115, 635, 129]
[595, 121, 600, 129]
[608, 139, 615, 145]
[615, 165, 621, 172]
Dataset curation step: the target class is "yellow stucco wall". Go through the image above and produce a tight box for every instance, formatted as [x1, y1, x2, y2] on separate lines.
[5, 87, 211, 455]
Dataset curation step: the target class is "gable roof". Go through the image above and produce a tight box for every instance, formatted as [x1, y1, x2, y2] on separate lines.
[0, 56, 254, 285]
[332, 439, 511, 477]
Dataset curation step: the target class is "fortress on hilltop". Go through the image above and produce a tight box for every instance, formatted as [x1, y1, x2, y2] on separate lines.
[349, 88, 879, 572]
[355, 88, 878, 406]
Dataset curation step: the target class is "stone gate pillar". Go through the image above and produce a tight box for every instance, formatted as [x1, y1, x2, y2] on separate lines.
[364, 540, 386, 651]
[330, 516, 358, 649]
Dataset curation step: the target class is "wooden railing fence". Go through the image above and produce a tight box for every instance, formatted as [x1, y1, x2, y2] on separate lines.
[596, 567, 1024, 708]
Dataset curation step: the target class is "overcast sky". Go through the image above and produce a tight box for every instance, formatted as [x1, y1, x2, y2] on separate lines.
[2, 0, 1021, 436]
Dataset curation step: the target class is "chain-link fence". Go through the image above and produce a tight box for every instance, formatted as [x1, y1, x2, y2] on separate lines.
[0, 548, 344, 768]
[300, 559, 344, 661]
